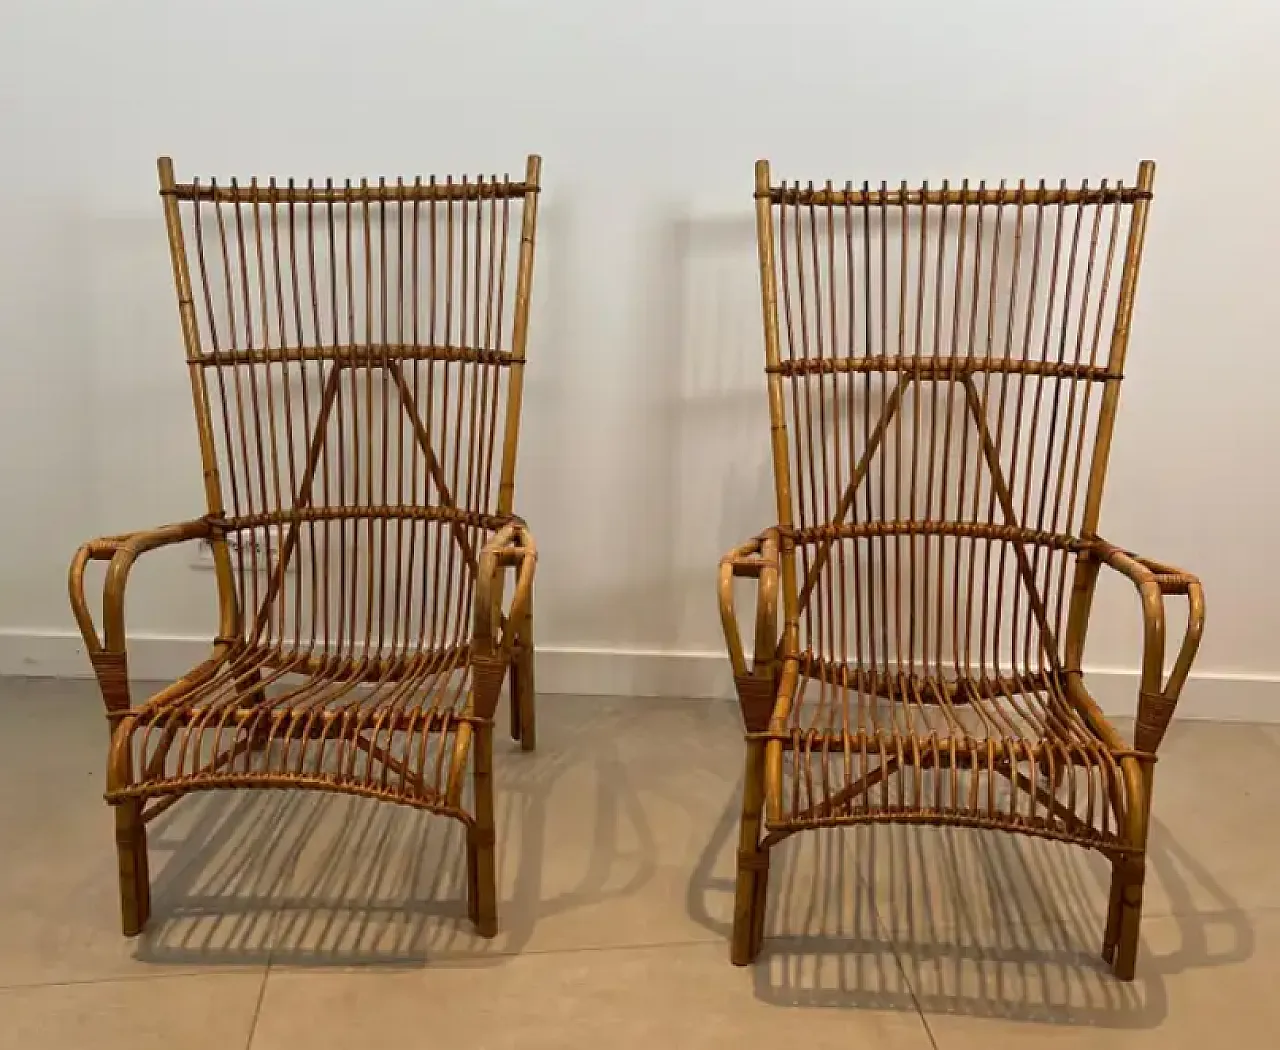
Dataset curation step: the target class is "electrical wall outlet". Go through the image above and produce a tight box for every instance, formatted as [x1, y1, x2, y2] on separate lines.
[189, 525, 297, 574]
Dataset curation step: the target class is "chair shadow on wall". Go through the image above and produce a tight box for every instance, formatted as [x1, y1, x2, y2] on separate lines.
[670, 208, 1253, 1027]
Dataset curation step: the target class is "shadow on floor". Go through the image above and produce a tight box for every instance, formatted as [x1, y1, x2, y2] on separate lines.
[128, 696, 666, 969]
[131, 746, 532, 966]
[687, 782, 1253, 1027]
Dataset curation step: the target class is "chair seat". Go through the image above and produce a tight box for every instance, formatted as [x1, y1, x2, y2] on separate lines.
[108, 642, 478, 814]
[764, 653, 1138, 850]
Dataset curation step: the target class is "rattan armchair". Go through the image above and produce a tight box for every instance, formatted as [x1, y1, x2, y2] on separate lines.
[721, 160, 1204, 980]
[69, 156, 542, 938]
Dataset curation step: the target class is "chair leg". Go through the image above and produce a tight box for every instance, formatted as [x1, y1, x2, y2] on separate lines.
[1102, 855, 1125, 965]
[510, 642, 536, 753]
[465, 831, 481, 925]
[113, 800, 151, 937]
[509, 595, 536, 752]
[749, 846, 770, 958]
[468, 723, 499, 938]
[731, 738, 769, 966]
[508, 659, 523, 744]
[1109, 855, 1146, 981]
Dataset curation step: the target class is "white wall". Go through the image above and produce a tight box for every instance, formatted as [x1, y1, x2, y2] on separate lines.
[1, 1, 1277, 704]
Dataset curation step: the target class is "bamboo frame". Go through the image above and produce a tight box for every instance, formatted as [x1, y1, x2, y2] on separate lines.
[721, 160, 1204, 979]
[69, 155, 544, 939]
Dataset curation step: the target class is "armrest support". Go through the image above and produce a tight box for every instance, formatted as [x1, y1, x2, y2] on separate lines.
[718, 529, 780, 731]
[470, 520, 537, 718]
[1093, 540, 1206, 752]
[69, 519, 214, 716]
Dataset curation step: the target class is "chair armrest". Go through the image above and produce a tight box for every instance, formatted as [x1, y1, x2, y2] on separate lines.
[1094, 540, 1206, 752]
[468, 520, 537, 721]
[472, 520, 537, 659]
[68, 519, 214, 715]
[719, 529, 781, 731]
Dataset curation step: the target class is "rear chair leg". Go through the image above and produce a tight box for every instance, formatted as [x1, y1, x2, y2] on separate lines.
[510, 642, 536, 753]
[465, 834, 481, 925]
[509, 596, 536, 752]
[468, 724, 499, 938]
[508, 662, 523, 744]
[114, 800, 151, 936]
[749, 843, 770, 958]
[732, 738, 770, 965]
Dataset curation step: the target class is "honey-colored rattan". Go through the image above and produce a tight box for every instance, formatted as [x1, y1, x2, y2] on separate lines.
[720, 160, 1204, 979]
[70, 156, 543, 938]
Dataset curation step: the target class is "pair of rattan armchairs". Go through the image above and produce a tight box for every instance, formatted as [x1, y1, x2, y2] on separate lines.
[69, 155, 1202, 981]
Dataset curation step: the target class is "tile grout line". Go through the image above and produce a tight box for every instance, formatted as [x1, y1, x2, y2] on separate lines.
[0, 968, 261, 995]
[244, 963, 271, 1050]
[886, 941, 943, 1049]
[863, 873, 943, 1050]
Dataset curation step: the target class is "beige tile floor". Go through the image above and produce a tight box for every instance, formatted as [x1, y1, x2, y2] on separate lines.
[1, 676, 1275, 1047]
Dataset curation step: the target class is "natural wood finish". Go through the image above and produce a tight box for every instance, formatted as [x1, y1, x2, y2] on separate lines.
[70, 155, 544, 939]
[722, 160, 1204, 980]
[765, 184, 1152, 208]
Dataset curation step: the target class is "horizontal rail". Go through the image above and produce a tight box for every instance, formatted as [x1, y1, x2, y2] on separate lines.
[137, 703, 463, 734]
[118, 775, 467, 817]
[763, 184, 1150, 208]
[190, 343, 512, 367]
[761, 807, 1133, 851]
[258, 643, 473, 683]
[167, 180, 537, 204]
[767, 355, 1118, 381]
[791, 655, 1060, 702]
[222, 506, 516, 531]
[785, 520, 1083, 551]
[759, 730, 1124, 763]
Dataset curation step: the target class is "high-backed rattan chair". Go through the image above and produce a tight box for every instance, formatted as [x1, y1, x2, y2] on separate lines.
[70, 156, 542, 938]
[721, 160, 1204, 979]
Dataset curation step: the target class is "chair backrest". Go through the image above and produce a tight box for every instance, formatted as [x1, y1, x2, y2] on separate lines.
[158, 156, 541, 658]
[753, 160, 1154, 684]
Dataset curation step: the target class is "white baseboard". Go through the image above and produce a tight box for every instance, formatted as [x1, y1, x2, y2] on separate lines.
[1, 629, 1276, 724]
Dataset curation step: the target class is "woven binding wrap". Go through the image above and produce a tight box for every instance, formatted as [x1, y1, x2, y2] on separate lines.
[471, 654, 509, 721]
[1135, 689, 1176, 753]
[735, 674, 777, 733]
[89, 651, 131, 718]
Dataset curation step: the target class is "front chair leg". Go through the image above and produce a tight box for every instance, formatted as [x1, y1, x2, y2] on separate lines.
[468, 723, 499, 938]
[1109, 854, 1147, 980]
[113, 799, 151, 936]
[1105, 760, 1155, 980]
[1103, 855, 1125, 965]
[731, 738, 770, 965]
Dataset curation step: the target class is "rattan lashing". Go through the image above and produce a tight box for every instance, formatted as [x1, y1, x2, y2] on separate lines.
[720, 160, 1204, 980]
[70, 156, 543, 939]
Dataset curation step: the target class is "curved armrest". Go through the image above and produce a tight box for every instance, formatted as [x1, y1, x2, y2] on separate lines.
[468, 519, 536, 721]
[472, 520, 537, 659]
[718, 529, 780, 731]
[69, 519, 214, 714]
[1094, 540, 1206, 752]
